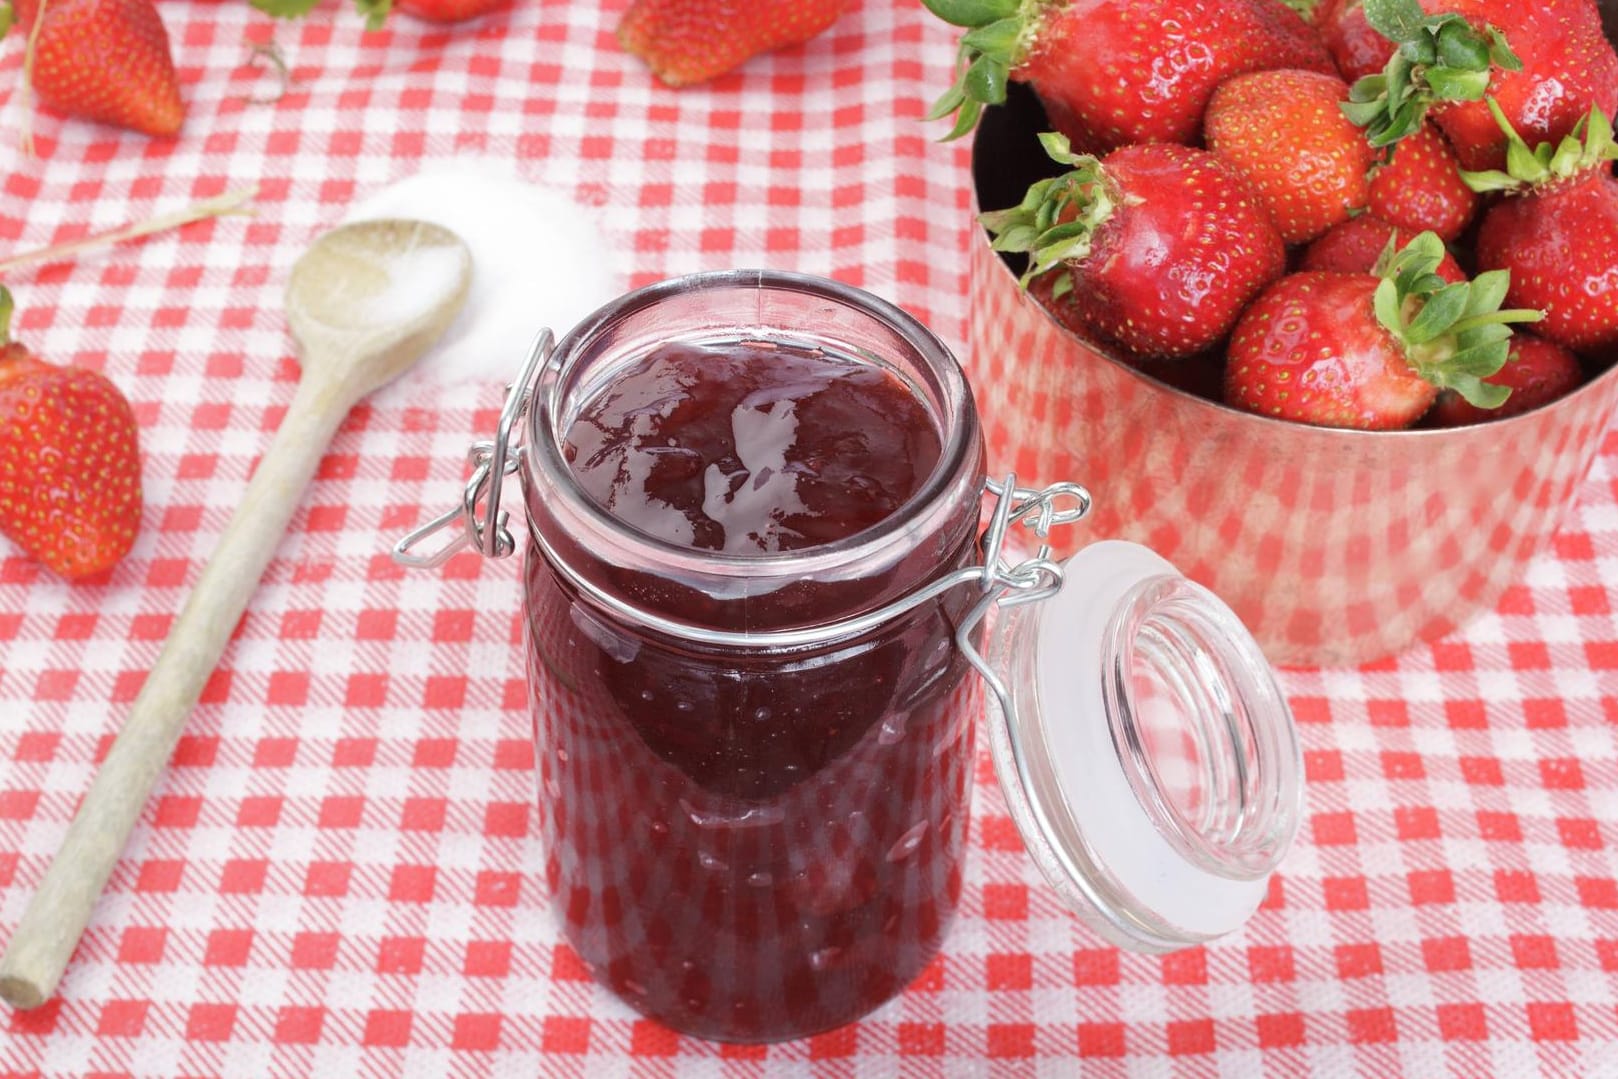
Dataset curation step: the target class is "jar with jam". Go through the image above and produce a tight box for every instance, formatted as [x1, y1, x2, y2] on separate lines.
[397, 270, 1303, 1043]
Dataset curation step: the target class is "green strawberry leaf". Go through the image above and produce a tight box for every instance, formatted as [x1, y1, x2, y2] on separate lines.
[0, 2, 13, 40]
[1340, 98, 1385, 127]
[1464, 270, 1510, 317]
[962, 16, 1022, 55]
[250, 0, 322, 18]
[0, 285, 12, 345]
[924, 84, 968, 122]
[355, 0, 391, 30]
[1487, 27, 1522, 71]
[1404, 284, 1469, 344]
[1423, 66, 1489, 101]
[1364, 0, 1427, 44]
[1405, 32, 1437, 66]
[1439, 372, 1513, 409]
[1373, 278, 1402, 335]
[1037, 130, 1082, 164]
[963, 54, 1009, 104]
[921, 0, 1020, 29]
[1434, 18, 1488, 69]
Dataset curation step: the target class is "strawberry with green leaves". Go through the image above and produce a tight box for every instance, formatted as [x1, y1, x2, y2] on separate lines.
[1205, 68, 1375, 244]
[0, 286, 143, 579]
[615, 0, 855, 86]
[923, 0, 1332, 147]
[1342, 0, 1618, 171]
[1301, 215, 1465, 281]
[1427, 332, 1583, 425]
[1225, 231, 1544, 429]
[983, 133, 1285, 361]
[1467, 104, 1618, 353]
[2, 0, 183, 137]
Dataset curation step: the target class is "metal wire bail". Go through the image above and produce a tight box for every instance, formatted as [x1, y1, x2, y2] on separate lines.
[954, 474, 1092, 723]
[392, 329, 555, 568]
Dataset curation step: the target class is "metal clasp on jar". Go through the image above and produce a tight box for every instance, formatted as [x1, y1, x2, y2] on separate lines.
[393, 329, 555, 568]
[390, 327, 1091, 683]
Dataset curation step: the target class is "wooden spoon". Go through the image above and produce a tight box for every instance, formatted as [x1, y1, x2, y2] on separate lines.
[0, 219, 472, 1009]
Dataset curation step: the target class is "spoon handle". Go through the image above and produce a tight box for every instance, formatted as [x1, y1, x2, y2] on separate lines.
[0, 367, 357, 1010]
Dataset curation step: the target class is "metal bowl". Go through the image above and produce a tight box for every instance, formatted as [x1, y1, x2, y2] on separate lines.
[966, 15, 1618, 667]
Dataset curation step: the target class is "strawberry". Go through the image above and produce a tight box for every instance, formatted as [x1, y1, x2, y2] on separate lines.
[1427, 332, 1583, 425]
[1342, 0, 1618, 172]
[1224, 231, 1543, 429]
[0, 287, 142, 579]
[1468, 105, 1618, 353]
[616, 0, 854, 87]
[1300, 214, 1465, 281]
[983, 134, 1285, 361]
[2, 0, 184, 137]
[1366, 119, 1477, 240]
[1205, 69, 1376, 244]
[1317, 0, 1390, 82]
[923, 0, 1333, 146]
[387, 0, 510, 23]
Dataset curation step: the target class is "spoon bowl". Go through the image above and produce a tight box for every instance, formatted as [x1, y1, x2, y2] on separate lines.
[286, 218, 472, 397]
[0, 218, 471, 1011]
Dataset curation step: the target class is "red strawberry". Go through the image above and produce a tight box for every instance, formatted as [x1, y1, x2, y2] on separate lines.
[389, 0, 510, 23]
[1367, 119, 1477, 240]
[923, 0, 1333, 146]
[1225, 231, 1543, 429]
[983, 134, 1285, 361]
[616, 0, 854, 86]
[3, 0, 184, 137]
[1317, 0, 1390, 82]
[1343, 0, 1618, 172]
[1205, 69, 1375, 244]
[1470, 105, 1618, 352]
[1301, 214, 1465, 281]
[0, 287, 143, 579]
[1427, 333, 1583, 425]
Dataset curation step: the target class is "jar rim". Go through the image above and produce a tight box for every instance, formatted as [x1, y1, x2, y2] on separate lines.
[524, 269, 982, 583]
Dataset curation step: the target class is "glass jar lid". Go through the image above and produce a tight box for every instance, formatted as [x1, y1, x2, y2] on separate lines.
[983, 538, 1302, 953]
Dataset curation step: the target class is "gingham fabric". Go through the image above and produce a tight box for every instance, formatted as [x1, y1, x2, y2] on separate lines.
[0, 1, 1615, 1075]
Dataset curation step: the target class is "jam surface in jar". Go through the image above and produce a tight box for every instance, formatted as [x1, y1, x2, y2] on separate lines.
[563, 340, 943, 553]
[527, 337, 981, 1042]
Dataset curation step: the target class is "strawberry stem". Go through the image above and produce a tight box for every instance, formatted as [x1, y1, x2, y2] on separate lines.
[978, 131, 1117, 295]
[0, 285, 12, 345]
[0, 186, 258, 275]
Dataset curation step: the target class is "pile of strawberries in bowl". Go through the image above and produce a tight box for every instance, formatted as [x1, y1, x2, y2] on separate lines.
[926, 0, 1618, 432]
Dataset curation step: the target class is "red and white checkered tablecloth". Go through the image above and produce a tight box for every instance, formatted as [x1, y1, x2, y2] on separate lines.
[2, 0, 1617, 1074]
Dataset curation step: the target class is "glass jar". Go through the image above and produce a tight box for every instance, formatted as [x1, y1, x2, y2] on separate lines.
[395, 270, 1303, 1044]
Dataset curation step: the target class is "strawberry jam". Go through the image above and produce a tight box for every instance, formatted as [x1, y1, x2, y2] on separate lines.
[522, 280, 985, 1043]
[564, 341, 944, 554]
